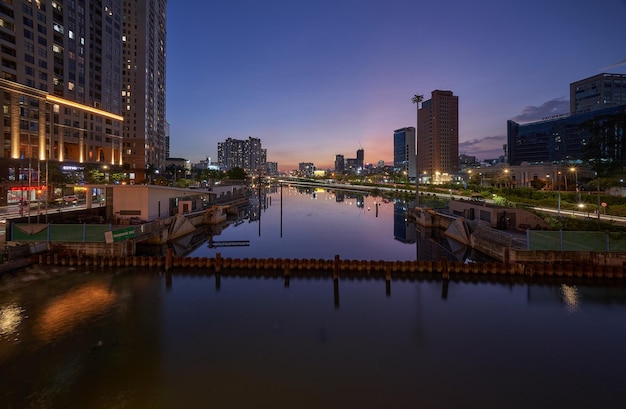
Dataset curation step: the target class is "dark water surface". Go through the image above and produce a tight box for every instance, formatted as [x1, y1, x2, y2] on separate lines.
[1, 270, 625, 409]
[185, 187, 461, 261]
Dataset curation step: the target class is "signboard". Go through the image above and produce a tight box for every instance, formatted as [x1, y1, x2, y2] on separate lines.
[104, 227, 136, 243]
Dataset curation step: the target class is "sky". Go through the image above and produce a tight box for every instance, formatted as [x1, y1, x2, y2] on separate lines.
[165, 0, 626, 171]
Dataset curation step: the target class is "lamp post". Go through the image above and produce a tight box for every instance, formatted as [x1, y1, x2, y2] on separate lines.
[557, 171, 561, 219]
[412, 93, 423, 207]
[570, 167, 580, 204]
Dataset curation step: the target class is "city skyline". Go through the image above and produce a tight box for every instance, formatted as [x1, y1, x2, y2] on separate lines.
[166, 0, 626, 171]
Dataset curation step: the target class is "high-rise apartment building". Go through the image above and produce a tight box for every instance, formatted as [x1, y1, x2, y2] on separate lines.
[122, 0, 167, 177]
[417, 90, 459, 177]
[0, 0, 167, 203]
[1, 1, 124, 163]
[217, 137, 265, 172]
[393, 127, 416, 180]
[570, 73, 626, 114]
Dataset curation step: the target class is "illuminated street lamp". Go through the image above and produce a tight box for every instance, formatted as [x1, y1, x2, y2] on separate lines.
[570, 167, 580, 203]
[557, 171, 562, 219]
[412, 93, 423, 206]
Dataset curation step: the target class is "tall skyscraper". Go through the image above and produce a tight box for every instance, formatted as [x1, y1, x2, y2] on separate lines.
[417, 90, 459, 178]
[393, 127, 416, 180]
[0, 0, 167, 193]
[570, 73, 626, 114]
[122, 0, 168, 178]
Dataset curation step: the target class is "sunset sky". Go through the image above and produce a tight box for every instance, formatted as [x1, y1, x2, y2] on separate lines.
[166, 0, 626, 171]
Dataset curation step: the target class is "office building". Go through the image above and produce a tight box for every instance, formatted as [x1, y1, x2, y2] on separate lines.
[570, 73, 626, 114]
[417, 90, 459, 178]
[507, 104, 626, 166]
[393, 127, 416, 179]
[356, 148, 364, 169]
[334, 154, 345, 174]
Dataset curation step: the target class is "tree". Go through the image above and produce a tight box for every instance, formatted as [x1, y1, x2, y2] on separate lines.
[580, 112, 626, 177]
[145, 163, 157, 184]
[226, 167, 247, 180]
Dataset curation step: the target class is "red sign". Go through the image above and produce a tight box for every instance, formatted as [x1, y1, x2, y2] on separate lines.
[601, 202, 607, 207]
[10, 186, 47, 191]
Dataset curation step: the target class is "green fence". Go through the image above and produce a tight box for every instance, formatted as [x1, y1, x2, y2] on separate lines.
[11, 223, 135, 243]
[528, 231, 626, 252]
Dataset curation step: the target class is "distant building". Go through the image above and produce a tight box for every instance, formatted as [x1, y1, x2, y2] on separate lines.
[393, 127, 416, 179]
[335, 155, 345, 174]
[356, 149, 364, 169]
[459, 154, 477, 166]
[217, 137, 265, 172]
[193, 157, 220, 171]
[265, 162, 278, 175]
[417, 90, 459, 177]
[570, 73, 626, 114]
[299, 162, 315, 177]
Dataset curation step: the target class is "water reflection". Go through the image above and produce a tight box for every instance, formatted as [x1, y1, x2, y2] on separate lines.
[1, 266, 626, 408]
[560, 284, 580, 313]
[34, 283, 117, 343]
[0, 303, 24, 339]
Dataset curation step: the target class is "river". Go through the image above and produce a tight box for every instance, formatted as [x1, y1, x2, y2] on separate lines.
[1, 186, 625, 408]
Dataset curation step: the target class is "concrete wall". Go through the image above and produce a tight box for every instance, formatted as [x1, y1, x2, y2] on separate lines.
[448, 200, 550, 230]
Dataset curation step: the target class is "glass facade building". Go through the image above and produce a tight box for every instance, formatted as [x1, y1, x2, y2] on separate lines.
[393, 127, 416, 179]
[507, 105, 626, 166]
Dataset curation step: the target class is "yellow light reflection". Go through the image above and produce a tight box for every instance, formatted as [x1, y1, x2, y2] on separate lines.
[560, 284, 579, 313]
[34, 284, 117, 342]
[0, 304, 24, 338]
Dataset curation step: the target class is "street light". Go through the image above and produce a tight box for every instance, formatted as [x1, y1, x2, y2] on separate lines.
[412, 93, 423, 207]
[557, 171, 562, 219]
[570, 167, 580, 204]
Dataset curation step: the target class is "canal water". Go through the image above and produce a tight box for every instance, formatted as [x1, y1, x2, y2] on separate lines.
[1, 187, 625, 408]
[181, 186, 476, 262]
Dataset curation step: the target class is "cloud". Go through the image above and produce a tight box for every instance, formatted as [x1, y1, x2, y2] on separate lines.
[511, 97, 569, 123]
[459, 135, 506, 160]
[602, 59, 626, 70]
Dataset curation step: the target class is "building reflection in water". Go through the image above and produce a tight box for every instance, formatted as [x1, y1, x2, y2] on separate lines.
[34, 283, 117, 343]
